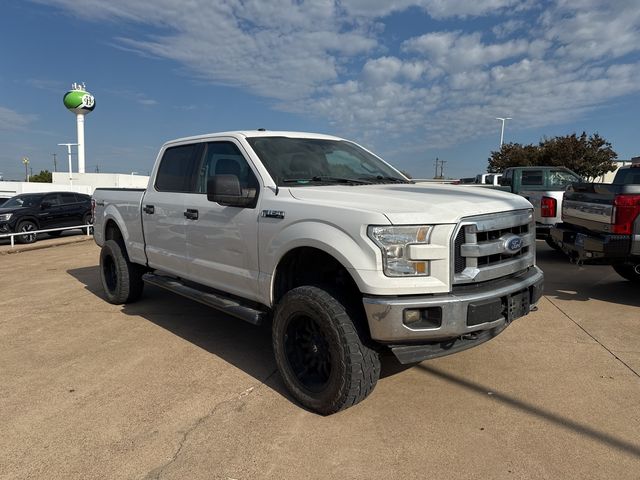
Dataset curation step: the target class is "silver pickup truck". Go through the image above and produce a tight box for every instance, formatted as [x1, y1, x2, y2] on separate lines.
[92, 130, 543, 414]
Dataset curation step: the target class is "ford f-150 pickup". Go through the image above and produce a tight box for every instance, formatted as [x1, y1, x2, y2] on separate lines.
[93, 130, 544, 414]
[551, 160, 640, 282]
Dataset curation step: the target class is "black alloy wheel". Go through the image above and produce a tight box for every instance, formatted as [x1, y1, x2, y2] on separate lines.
[16, 220, 38, 244]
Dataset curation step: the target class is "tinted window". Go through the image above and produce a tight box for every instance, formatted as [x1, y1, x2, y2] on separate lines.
[61, 193, 77, 204]
[43, 194, 61, 206]
[196, 142, 258, 193]
[521, 170, 543, 186]
[156, 144, 200, 192]
[613, 168, 640, 185]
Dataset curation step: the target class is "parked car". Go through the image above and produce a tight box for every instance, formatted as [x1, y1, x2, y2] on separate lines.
[93, 130, 543, 414]
[551, 160, 640, 282]
[0, 191, 92, 243]
[499, 166, 582, 248]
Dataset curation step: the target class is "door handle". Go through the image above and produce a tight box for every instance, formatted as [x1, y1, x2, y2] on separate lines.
[143, 205, 155, 214]
[184, 209, 199, 220]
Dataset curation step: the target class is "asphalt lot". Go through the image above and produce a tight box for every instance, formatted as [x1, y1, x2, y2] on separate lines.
[0, 241, 638, 479]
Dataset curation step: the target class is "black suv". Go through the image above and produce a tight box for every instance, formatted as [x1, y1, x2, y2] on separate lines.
[0, 192, 92, 244]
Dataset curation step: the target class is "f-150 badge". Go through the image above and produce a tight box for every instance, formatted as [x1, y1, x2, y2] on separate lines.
[261, 210, 285, 219]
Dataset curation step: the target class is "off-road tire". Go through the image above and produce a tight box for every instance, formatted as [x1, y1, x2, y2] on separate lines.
[100, 239, 145, 304]
[272, 285, 381, 415]
[612, 263, 640, 283]
[16, 220, 38, 244]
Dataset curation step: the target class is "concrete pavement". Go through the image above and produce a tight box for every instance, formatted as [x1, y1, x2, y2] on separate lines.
[0, 241, 638, 479]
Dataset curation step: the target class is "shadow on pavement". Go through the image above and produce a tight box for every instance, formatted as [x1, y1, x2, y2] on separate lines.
[418, 364, 640, 459]
[536, 243, 640, 307]
[67, 265, 411, 411]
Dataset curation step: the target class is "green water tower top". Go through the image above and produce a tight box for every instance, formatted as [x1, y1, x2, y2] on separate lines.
[63, 82, 95, 115]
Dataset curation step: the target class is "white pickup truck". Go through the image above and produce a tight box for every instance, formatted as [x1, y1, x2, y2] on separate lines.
[93, 130, 543, 414]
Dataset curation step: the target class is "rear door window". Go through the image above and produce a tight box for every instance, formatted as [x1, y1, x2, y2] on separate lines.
[155, 144, 201, 192]
[61, 193, 77, 204]
[521, 170, 543, 186]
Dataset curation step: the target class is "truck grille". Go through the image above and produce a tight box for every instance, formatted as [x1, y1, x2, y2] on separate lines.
[453, 210, 535, 284]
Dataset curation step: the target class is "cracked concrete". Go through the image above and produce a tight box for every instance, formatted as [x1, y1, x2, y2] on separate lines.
[0, 241, 639, 479]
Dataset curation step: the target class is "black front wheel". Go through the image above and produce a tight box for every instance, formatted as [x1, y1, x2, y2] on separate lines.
[99, 240, 145, 304]
[272, 286, 381, 415]
[16, 220, 38, 244]
[612, 263, 640, 283]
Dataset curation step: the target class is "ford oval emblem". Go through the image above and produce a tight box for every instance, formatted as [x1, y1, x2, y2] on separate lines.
[506, 237, 523, 252]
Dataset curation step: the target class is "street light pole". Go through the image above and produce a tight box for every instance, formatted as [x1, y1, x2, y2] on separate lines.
[496, 117, 512, 147]
[58, 143, 79, 186]
[22, 157, 30, 182]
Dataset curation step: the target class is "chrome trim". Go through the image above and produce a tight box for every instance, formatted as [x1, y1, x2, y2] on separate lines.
[452, 209, 535, 284]
[461, 231, 534, 257]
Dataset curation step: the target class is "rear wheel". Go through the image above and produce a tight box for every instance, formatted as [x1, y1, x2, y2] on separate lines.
[99, 240, 145, 304]
[272, 285, 380, 415]
[612, 263, 640, 283]
[16, 220, 38, 244]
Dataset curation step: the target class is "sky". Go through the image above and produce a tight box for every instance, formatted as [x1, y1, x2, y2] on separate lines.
[0, 0, 639, 181]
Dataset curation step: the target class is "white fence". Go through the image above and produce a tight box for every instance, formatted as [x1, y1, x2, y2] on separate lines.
[0, 224, 92, 248]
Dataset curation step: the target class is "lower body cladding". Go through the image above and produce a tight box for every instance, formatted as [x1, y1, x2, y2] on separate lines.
[362, 267, 544, 364]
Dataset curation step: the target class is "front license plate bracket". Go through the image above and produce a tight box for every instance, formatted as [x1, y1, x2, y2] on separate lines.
[505, 289, 530, 322]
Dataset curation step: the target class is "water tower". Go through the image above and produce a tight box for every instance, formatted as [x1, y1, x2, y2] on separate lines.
[63, 82, 95, 173]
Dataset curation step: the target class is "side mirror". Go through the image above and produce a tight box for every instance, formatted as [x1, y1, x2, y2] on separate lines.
[41, 201, 51, 210]
[207, 174, 256, 207]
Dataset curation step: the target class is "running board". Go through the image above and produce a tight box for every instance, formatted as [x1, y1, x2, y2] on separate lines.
[142, 273, 266, 326]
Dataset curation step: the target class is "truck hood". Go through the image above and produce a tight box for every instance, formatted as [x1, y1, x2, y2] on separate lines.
[288, 183, 532, 224]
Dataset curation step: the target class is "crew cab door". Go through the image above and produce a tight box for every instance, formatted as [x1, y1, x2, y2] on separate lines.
[183, 139, 262, 302]
[143, 143, 202, 277]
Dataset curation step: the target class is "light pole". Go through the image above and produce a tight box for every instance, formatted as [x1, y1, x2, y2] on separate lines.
[58, 143, 79, 186]
[496, 117, 512, 147]
[22, 157, 30, 182]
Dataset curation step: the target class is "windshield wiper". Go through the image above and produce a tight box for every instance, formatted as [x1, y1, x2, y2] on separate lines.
[283, 176, 373, 185]
[359, 175, 413, 184]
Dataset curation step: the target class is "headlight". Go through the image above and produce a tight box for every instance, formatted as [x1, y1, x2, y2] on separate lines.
[368, 225, 432, 276]
[0, 213, 12, 222]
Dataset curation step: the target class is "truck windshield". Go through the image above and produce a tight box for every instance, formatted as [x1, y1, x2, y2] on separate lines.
[246, 136, 411, 186]
[2, 194, 42, 208]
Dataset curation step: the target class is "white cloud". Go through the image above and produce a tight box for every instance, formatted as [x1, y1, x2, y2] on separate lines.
[0, 106, 36, 131]
[340, 0, 531, 19]
[31, 0, 640, 152]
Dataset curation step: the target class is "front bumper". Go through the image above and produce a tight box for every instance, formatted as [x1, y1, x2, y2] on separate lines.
[550, 225, 632, 263]
[362, 266, 544, 363]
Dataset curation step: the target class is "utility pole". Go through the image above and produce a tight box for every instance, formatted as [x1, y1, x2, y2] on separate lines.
[52, 153, 57, 172]
[434, 157, 447, 179]
[439, 160, 447, 178]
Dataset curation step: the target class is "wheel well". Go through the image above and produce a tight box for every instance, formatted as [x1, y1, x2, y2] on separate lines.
[104, 220, 126, 251]
[273, 247, 371, 338]
[16, 217, 40, 228]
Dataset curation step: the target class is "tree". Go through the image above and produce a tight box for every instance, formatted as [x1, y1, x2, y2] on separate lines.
[29, 170, 52, 183]
[488, 132, 617, 179]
